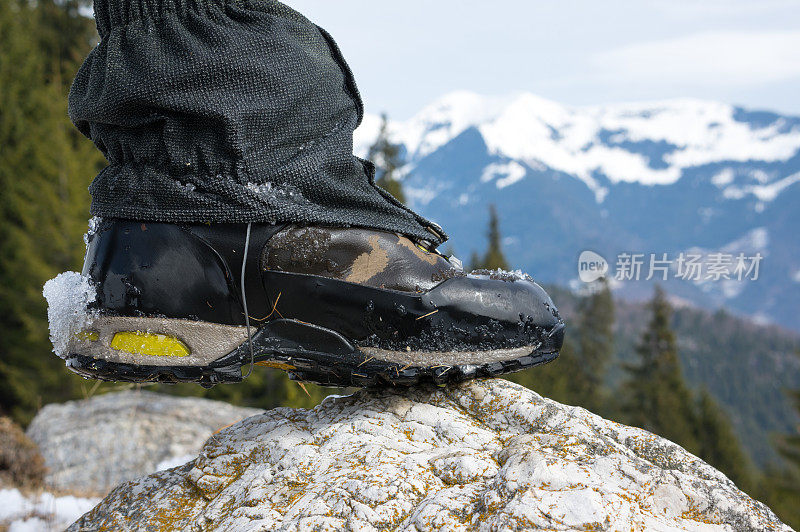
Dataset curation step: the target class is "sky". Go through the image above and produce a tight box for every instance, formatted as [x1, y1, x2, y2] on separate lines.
[283, 0, 800, 120]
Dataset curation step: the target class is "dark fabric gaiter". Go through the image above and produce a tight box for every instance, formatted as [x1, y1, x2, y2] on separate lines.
[68, 0, 445, 245]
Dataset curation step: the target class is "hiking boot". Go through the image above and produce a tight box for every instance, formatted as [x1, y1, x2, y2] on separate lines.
[51, 219, 565, 387]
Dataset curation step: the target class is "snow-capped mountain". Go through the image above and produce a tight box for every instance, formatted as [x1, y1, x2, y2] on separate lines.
[355, 91, 800, 331]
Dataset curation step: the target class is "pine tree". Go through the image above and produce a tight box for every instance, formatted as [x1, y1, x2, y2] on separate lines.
[622, 286, 699, 453]
[512, 282, 613, 414]
[0, 0, 103, 423]
[468, 251, 482, 272]
[761, 353, 800, 528]
[473, 205, 510, 271]
[35, 0, 99, 86]
[367, 113, 406, 204]
[695, 390, 756, 492]
[510, 337, 587, 405]
[576, 278, 615, 414]
[775, 367, 800, 476]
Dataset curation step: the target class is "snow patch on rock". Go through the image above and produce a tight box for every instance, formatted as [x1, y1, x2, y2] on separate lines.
[0, 488, 98, 532]
[156, 454, 197, 472]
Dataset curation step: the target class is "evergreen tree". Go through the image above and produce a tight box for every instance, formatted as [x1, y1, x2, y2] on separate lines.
[510, 337, 586, 405]
[512, 282, 613, 415]
[695, 389, 756, 492]
[775, 363, 800, 476]
[35, 0, 99, 88]
[367, 113, 406, 204]
[468, 251, 482, 272]
[762, 354, 800, 528]
[622, 286, 699, 453]
[0, 0, 103, 422]
[473, 205, 510, 271]
[576, 278, 615, 414]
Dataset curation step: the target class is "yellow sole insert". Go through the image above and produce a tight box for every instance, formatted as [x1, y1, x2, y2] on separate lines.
[110, 331, 190, 357]
[74, 330, 99, 342]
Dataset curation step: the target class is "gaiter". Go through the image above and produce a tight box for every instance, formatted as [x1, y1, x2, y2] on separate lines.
[68, 0, 446, 245]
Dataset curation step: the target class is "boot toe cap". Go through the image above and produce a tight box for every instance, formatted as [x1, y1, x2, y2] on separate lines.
[428, 273, 563, 333]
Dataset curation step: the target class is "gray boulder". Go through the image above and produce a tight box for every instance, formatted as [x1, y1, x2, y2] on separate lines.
[71, 379, 789, 531]
[26, 390, 261, 494]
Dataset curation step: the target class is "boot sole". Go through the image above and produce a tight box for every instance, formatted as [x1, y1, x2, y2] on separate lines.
[64, 316, 563, 388]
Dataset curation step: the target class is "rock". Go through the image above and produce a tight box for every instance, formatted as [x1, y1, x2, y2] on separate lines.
[0, 416, 46, 489]
[26, 390, 261, 494]
[71, 380, 789, 531]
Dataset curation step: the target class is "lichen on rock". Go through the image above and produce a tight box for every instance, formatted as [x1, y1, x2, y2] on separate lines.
[70, 379, 790, 531]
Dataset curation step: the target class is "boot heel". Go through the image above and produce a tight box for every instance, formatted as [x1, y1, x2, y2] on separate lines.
[67, 315, 248, 370]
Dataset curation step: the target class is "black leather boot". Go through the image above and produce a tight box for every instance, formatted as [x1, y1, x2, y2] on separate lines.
[55, 219, 564, 387]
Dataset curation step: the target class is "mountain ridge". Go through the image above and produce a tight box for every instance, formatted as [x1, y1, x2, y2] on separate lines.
[355, 91, 800, 331]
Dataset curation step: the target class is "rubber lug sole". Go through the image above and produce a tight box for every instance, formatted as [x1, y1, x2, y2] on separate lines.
[64, 318, 563, 388]
[65, 349, 560, 388]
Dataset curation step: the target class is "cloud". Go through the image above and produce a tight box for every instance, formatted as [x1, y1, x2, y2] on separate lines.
[592, 30, 800, 87]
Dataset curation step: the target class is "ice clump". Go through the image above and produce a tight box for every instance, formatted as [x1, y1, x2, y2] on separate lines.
[82, 216, 101, 249]
[42, 271, 97, 358]
[246, 181, 307, 204]
[447, 254, 464, 271]
[469, 267, 534, 282]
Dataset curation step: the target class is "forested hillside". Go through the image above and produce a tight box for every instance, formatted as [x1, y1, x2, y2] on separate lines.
[0, 0, 104, 423]
[546, 285, 800, 467]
